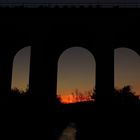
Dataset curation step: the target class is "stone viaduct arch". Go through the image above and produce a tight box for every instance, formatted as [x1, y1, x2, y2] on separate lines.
[0, 10, 139, 108]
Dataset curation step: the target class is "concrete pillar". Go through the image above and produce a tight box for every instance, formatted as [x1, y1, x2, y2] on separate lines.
[0, 51, 13, 102]
[95, 45, 114, 106]
[29, 42, 58, 108]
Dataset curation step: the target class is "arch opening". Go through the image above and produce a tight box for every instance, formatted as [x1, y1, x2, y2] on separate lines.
[114, 47, 140, 100]
[11, 46, 31, 94]
[57, 47, 96, 104]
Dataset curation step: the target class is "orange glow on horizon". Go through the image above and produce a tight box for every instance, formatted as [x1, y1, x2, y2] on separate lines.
[58, 94, 94, 104]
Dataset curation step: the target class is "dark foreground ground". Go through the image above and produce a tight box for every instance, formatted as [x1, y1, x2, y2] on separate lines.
[0, 96, 139, 140]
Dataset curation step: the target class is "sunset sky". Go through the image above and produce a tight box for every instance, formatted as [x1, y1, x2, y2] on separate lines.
[11, 46, 31, 91]
[11, 46, 140, 98]
[57, 47, 95, 97]
[115, 48, 140, 95]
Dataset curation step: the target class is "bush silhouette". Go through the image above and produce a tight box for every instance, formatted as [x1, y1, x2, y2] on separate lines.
[114, 85, 139, 105]
[5, 85, 140, 140]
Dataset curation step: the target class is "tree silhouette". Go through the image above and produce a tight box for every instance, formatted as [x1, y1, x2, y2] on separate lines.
[11, 87, 25, 96]
[58, 89, 94, 104]
[10, 85, 29, 96]
[90, 88, 96, 100]
[114, 85, 139, 105]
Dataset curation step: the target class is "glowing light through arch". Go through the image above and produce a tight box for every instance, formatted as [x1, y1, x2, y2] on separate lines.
[11, 46, 31, 92]
[57, 47, 96, 104]
[115, 47, 140, 96]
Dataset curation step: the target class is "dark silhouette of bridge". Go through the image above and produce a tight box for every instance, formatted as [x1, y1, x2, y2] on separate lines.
[0, 8, 140, 140]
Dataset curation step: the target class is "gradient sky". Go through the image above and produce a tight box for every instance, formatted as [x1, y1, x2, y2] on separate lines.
[11, 46, 140, 96]
[11, 46, 95, 97]
[115, 48, 140, 95]
[57, 47, 95, 96]
[11, 46, 31, 91]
